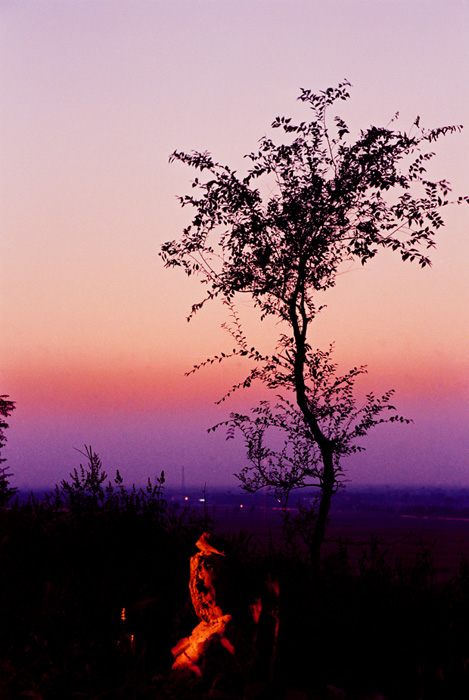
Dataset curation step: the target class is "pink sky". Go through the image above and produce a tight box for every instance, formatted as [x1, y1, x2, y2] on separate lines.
[1, 1, 468, 490]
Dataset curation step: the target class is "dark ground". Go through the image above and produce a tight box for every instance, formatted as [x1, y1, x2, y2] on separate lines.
[1, 487, 468, 699]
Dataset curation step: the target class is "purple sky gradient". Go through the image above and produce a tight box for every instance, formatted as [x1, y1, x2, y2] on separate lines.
[1, 1, 468, 490]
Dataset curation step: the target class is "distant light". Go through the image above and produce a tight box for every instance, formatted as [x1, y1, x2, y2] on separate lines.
[240, 504, 243, 508]
[199, 498, 205, 502]
[184, 496, 189, 501]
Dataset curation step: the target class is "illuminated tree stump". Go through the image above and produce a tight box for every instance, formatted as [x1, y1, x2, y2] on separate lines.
[171, 533, 236, 679]
[171, 614, 234, 677]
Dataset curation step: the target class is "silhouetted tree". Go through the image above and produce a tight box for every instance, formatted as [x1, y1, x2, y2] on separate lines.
[0, 395, 16, 506]
[161, 82, 467, 569]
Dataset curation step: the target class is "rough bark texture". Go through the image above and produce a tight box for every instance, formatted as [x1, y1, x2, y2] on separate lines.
[189, 550, 225, 623]
[171, 533, 238, 679]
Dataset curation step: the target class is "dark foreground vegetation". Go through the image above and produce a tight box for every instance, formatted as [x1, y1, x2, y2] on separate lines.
[1, 451, 469, 700]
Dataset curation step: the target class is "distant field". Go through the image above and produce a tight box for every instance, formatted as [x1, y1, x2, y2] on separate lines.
[200, 502, 469, 582]
[19, 486, 469, 580]
[326, 510, 468, 581]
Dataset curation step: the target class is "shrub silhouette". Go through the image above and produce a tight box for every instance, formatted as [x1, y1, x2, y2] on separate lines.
[0, 395, 16, 507]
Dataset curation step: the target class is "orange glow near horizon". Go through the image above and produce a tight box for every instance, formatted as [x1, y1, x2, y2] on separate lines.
[4, 341, 466, 423]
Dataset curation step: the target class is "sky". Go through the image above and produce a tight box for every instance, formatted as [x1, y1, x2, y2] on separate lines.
[1, 0, 468, 491]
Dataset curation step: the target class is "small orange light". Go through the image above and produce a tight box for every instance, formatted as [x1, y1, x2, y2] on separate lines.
[121, 608, 126, 621]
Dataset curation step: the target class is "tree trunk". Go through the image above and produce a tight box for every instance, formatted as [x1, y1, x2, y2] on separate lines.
[308, 448, 335, 573]
[289, 300, 336, 572]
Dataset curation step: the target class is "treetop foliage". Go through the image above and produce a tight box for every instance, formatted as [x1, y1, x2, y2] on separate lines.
[162, 81, 466, 326]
